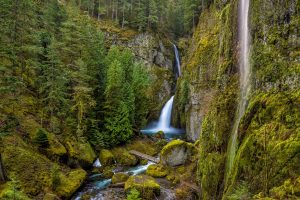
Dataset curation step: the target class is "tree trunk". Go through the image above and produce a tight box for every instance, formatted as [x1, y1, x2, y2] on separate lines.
[0, 154, 8, 183]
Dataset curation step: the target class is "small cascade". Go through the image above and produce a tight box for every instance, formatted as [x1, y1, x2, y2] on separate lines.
[173, 44, 181, 77]
[141, 44, 184, 138]
[226, 0, 251, 179]
[93, 158, 102, 168]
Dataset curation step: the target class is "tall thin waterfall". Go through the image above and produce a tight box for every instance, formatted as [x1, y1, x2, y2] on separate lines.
[173, 44, 181, 77]
[226, 0, 251, 178]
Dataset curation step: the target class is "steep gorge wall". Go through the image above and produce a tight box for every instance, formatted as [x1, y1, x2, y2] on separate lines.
[98, 24, 176, 119]
[175, 0, 299, 199]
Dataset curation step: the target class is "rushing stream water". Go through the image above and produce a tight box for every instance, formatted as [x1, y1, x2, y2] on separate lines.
[73, 161, 154, 200]
[226, 0, 251, 179]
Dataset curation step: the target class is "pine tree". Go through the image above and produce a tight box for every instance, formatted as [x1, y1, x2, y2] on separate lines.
[39, 41, 69, 133]
[148, 0, 158, 29]
[33, 129, 49, 148]
[71, 59, 96, 136]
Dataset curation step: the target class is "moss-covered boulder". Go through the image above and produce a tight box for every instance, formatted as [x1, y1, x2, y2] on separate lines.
[55, 169, 87, 199]
[2, 136, 87, 199]
[160, 139, 197, 167]
[146, 164, 168, 178]
[111, 148, 138, 166]
[99, 149, 115, 166]
[65, 138, 96, 168]
[125, 175, 160, 200]
[102, 169, 114, 179]
[112, 173, 130, 184]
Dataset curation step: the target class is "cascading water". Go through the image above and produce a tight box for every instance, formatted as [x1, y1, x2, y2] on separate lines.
[157, 96, 175, 129]
[141, 45, 184, 137]
[226, 0, 251, 178]
[173, 44, 181, 77]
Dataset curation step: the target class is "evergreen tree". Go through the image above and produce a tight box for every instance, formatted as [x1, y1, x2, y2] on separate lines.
[103, 59, 132, 146]
[71, 59, 96, 136]
[33, 129, 49, 148]
[148, 0, 159, 29]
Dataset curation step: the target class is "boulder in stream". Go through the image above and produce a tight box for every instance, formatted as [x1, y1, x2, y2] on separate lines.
[146, 164, 168, 178]
[160, 139, 197, 167]
[99, 149, 115, 166]
[125, 175, 160, 199]
[112, 172, 130, 184]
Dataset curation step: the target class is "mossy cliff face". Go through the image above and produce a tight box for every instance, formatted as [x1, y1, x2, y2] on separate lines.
[174, 1, 238, 199]
[176, 0, 299, 199]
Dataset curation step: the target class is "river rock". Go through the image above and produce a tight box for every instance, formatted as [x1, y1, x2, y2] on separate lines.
[160, 140, 197, 167]
[99, 149, 115, 166]
[112, 173, 130, 184]
[146, 164, 168, 178]
[125, 175, 160, 200]
[154, 131, 165, 139]
[116, 150, 138, 166]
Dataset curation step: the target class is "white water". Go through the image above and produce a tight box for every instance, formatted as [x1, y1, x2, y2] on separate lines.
[173, 44, 181, 77]
[157, 96, 175, 129]
[226, 0, 251, 177]
[93, 158, 102, 168]
[141, 45, 184, 137]
[141, 95, 184, 136]
[73, 162, 154, 200]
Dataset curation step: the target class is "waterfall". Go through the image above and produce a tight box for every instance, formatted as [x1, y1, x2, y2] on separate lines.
[157, 96, 175, 129]
[173, 44, 181, 77]
[141, 45, 184, 137]
[226, 0, 251, 178]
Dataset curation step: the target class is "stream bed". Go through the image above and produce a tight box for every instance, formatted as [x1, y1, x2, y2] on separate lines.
[72, 161, 175, 200]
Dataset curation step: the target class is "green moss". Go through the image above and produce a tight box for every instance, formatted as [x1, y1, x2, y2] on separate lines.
[139, 159, 148, 165]
[112, 173, 130, 184]
[175, 185, 197, 200]
[102, 168, 114, 179]
[146, 164, 168, 178]
[225, 92, 300, 198]
[111, 147, 137, 166]
[160, 140, 197, 166]
[99, 149, 115, 166]
[124, 175, 160, 200]
[0, 182, 31, 200]
[43, 193, 60, 200]
[65, 138, 96, 167]
[2, 136, 87, 199]
[125, 140, 157, 156]
[268, 177, 300, 199]
[55, 169, 87, 199]
[161, 139, 185, 156]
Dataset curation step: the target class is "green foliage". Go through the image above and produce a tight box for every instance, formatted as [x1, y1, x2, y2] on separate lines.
[127, 188, 142, 200]
[101, 46, 150, 147]
[34, 129, 49, 148]
[72, 0, 202, 36]
[51, 165, 61, 190]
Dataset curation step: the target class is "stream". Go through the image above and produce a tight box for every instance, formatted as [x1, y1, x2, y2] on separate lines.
[72, 160, 175, 200]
